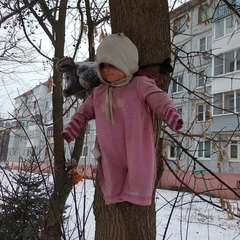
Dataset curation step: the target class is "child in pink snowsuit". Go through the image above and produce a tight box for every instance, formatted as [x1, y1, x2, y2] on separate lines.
[62, 33, 183, 206]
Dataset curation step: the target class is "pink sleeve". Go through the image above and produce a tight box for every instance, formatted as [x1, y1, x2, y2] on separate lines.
[61, 96, 95, 142]
[136, 76, 183, 130]
[165, 108, 183, 130]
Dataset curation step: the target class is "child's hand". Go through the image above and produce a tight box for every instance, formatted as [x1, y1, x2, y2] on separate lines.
[165, 108, 183, 131]
[175, 118, 183, 130]
[61, 131, 72, 143]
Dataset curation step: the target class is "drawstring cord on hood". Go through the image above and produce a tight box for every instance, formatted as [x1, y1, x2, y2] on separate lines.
[105, 85, 114, 123]
[105, 74, 133, 124]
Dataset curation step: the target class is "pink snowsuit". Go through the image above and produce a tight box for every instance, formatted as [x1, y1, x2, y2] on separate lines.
[62, 75, 183, 206]
[62, 33, 183, 206]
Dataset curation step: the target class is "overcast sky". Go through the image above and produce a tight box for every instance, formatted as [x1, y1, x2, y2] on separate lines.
[0, 0, 187, 118]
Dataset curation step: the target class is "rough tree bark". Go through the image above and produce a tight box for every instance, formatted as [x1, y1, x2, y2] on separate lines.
[93, 0, 171, 239]
[41, 0, 73, 239]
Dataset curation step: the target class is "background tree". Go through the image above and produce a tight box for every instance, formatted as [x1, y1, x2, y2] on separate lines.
[0, 165, 53, 239]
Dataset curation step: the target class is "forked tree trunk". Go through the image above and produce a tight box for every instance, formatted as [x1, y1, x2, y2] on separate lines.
[93, 0, 171, 239]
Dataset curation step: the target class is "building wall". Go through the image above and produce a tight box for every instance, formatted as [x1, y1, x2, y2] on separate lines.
[169, 0, 240, 174]
[159, 170, 240, 200]
[7, 81, 98, 170]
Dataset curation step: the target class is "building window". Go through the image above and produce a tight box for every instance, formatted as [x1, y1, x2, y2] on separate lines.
[174, 45, 186, 60]
[45, 100, 49, 109]
[172, 75, 183, 93]
[213, 90, 240, 115]
[213, 93, 223, 115]
[214, 49, 240, 76]
[225, 51, 235, 73]
[237, 49, 240, 70]
[66, 109, 70, 119]
[214, 15, 239, 39]
[199, 35, 212, 52]
[236, 90, 240, 112]
[214, 1, 240, 21]
[198, 140, 211, 159]
[81, 146, 88, 157]
[199, 4, 213, 23]
[173, 15, 187, 34]
[169, 145, 182, 159]
[47, 127, 54, 137]
[198, 68, 212, 87]
[214, 54, 223, 75]
[226, 16, 235, 34]
[224, 91, 234, 112]
[44, 116, 48, 123]
[196, 104, 210, 122]
[215, 18, 224, 39]
[229, 141, 238, 159]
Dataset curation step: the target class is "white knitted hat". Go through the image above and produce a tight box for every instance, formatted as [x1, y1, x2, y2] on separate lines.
[96, 33, 139, 79]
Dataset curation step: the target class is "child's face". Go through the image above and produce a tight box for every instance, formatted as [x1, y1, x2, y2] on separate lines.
[100, 63, 126, 83]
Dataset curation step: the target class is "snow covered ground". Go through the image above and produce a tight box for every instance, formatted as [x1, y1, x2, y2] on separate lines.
[1, 169, 240, 240]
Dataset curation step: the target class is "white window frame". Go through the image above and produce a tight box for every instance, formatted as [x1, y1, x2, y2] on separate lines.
[172, 75, 183, 93]
[176, 46, 186, 59]
[198, 4, 213, 24]
[228, 141, 240, 162]
[197, 140, 211, 160]
[45, 100, 49, 109]
[47, 127, 54, 137]
[213, 93, 223, 115]
[196, 103, 210, 122]
[213, 90, 240, 115]
[169, 145, 182, 159]
[173, 15, 187, 34]
[198, 68, 212, 87]
[199, 35, 212, 52]
[214, 15, 240, 40]
[214, 54, 223, 76]
[214, 49, 240, 76]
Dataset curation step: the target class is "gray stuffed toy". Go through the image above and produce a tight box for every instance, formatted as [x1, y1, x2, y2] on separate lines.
[56, 57, 101, 99]
[56, 57, 173, 99]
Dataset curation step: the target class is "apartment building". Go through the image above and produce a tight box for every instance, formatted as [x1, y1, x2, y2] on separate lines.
[6, 81, 97, 172]
[168, 0, 240, 175]
[7, 82, 52, 168]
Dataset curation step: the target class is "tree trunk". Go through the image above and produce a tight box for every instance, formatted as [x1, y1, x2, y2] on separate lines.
[42, 0, 72, 239]
[94, 0, 171, 239]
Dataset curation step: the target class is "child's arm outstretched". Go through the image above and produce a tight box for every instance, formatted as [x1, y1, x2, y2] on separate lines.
[62, 97, 95, 143]
[137, 76, 183, 131]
